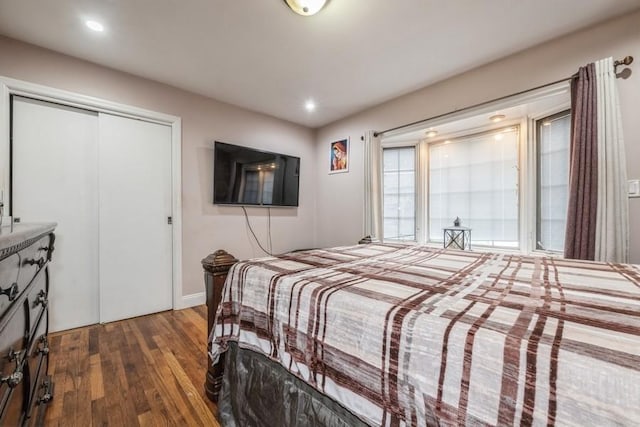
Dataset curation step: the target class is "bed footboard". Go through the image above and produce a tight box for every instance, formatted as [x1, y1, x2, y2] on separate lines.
[202, 238, 377, 402]
[202, 249, 238, 402]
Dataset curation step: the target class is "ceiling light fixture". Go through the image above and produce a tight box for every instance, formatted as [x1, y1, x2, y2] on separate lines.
[304, 100, 316, 112]
[85, 20, 104, 32]
[425, 130, 438, 138]
[490, 114, 506, 123]
[284, 0, 328, 16]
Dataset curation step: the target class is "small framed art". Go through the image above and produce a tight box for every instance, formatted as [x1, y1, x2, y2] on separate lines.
[329, 137, 349, 174]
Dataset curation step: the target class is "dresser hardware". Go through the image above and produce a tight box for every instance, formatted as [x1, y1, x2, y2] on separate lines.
[46, 234, 56, 261]
[38, 391, 52, 404]
[7, 348, 25, 362]
[35, 290, 48, 308]
[37, 378, 53, 404]
[0, 282, 19, 301]
[1, 370, 23, 388]
[1, 349, 25, 388]
[38, 336, 50, 355]
[25, 257, 46, 268]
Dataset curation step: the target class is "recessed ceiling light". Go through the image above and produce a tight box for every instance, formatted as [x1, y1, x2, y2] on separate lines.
[425, 130, 438, 138]
[85, 20, 104, 32]
[490, 114, 506, 123]
[304, 100, 316, 112]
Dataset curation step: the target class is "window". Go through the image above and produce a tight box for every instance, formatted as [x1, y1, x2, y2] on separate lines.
[383, 147, 416, 240]
[377, 85, 571, 253]
[536, 111, 571, 252]
[429, 127, 519, 248]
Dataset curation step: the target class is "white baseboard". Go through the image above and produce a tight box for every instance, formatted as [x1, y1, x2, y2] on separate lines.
[179, 291, 206, 309]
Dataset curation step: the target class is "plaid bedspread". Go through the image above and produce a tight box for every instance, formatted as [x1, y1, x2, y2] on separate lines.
[209, 244, 640, 426]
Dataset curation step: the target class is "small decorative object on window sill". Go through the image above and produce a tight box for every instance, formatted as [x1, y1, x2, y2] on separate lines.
[443, 223, 472, 251]
[358, 235, 380, 244]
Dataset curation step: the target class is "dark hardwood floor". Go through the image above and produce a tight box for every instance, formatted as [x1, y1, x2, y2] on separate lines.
[44, 306, 220, 426]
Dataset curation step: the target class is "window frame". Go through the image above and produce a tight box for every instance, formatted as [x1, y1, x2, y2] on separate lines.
[530, 107, 572, 256]
[380, 140, 420, 243]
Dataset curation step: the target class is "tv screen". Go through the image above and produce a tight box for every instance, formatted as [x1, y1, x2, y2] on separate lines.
[213, 141, 300, 207]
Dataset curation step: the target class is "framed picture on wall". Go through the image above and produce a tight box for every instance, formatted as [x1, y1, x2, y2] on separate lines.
[329, 137, 349, 174]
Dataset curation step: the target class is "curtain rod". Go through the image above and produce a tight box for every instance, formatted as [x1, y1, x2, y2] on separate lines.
[373, 55, 633, 138]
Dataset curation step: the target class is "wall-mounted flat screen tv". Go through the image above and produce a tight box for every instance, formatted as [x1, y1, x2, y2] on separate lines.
[213, 141, 300, 207]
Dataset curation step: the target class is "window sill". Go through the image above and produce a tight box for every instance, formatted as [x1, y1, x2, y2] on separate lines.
[382, 239, 565, 259]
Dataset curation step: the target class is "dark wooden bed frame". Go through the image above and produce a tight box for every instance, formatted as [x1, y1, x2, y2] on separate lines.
[201, 236, 379, 402]
[201, 249, 238, 402]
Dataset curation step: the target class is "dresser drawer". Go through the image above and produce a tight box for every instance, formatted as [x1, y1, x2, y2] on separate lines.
[26, 309, 49, 415]
[17, 235, 51, 297]
[25, 352, 48, 421]
[26, 270, 48, 341]
[24, 375, 52, 427]
[0, 300, 28, 424]
[0, 253, 22, 320]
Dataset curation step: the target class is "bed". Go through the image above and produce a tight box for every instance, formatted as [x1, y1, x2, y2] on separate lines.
[203, 242, 640, 426]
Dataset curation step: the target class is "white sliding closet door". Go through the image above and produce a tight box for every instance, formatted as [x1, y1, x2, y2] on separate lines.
[12, 97, 174, 331]
[98, 113, 173, 323]
[12, 96, 100, 332]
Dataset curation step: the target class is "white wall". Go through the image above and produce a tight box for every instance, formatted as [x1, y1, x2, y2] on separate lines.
[0, 36, 317, 297]
[315, 10, 640, 264]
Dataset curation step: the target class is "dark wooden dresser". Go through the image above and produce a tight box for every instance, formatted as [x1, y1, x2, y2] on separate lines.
[0, 223, 56, 426]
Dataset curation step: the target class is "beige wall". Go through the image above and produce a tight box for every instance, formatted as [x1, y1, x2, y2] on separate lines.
[0, 36, 317, 298]
[315, 10, 640, 263]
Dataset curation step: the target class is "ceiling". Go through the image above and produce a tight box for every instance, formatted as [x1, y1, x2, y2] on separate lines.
[0, 1, 638, 128]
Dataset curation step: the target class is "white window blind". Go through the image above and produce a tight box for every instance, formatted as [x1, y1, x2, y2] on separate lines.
[537, 112, 570, 252]
[429, 128, 519, 248]
[383, 147, 416, 240]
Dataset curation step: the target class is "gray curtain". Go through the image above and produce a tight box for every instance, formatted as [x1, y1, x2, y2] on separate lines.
[564, 63, 598, 260]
